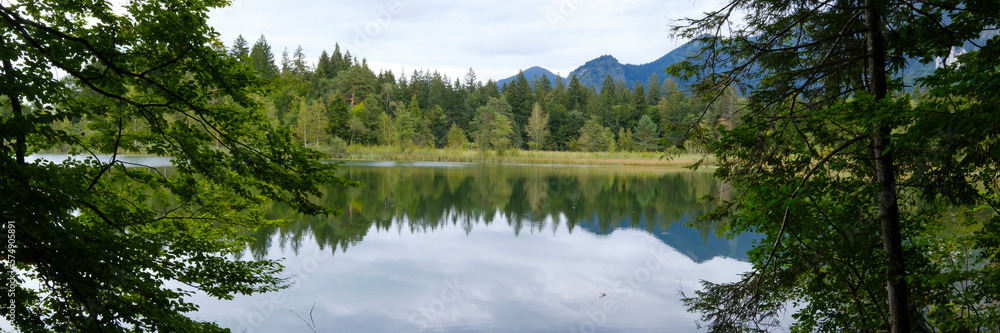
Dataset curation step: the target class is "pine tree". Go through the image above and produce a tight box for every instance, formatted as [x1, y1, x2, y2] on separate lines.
[249, 35, 279, 78]
[326, 94, 350, 141]
[646, 73, 663, 106]
[483, 80, 500, 99]
[394, 97, 420, 150]
[316, 50, 333, 80]
[505, 71, 534, 144]
[332, 43, 347, 73]
[567, 74, 588, 112]
[533, 73, 553, 101]
[577, 115, 611, 152]
[230, 35, 250, 64]
[463, 68, 479, 93]
[598, 75, 618, 112]
[634, 114, 659, 152]
[292, 45, 308, 76]
[280, 47, 292, 75]
[426, 105, 448, 148]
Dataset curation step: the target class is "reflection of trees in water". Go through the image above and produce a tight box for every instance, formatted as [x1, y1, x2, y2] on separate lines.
[246, 165, 722, 260]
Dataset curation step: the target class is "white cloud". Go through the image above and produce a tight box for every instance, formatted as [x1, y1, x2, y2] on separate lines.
[186, 218, 752, 332]
[208, 0, 727, 83]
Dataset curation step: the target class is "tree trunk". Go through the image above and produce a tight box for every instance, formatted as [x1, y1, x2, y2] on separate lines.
[2, 56, 26, 164]
[865, 1, 910, 332]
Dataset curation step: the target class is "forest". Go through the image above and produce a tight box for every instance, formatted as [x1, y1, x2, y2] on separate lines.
[5, 0, 1000, 331]
[217, 35, 744, 157]
[45, 34, 747, 158]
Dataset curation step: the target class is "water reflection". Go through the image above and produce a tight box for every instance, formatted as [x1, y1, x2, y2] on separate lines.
[24, 156, 756, 331]
[249, 163, 756, 264]
[184, 163, 758, 332]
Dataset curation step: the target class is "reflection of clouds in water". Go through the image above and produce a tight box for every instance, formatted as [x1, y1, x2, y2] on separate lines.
[27, 153, 175, 167]
[189, 216, 752, 332]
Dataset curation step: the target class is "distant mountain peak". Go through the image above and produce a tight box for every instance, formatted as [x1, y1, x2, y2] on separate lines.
[496, 66, 559, 88]
[497, 40, 703, 91]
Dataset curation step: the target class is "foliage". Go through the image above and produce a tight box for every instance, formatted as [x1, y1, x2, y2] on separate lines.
[471, 99, 515, 156]
[634, 114, 660, 152]
[207, 32, 745, 158]
[446, 123, 469, 150]
[347, 116, 366, 146]
[670, 0, 1000, 331]
[250, 35, 279, 79]
[525, 102, 550, 150]
[325, 136, 348, 158]
[394, 98, 419, 151]
[297, 100, 329, 148]
[577, 115, 614, 152]
[617, 127, 637, 152]
[0, 0, 357, 331]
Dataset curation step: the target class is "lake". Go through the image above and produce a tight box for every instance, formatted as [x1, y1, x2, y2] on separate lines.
[187, 161, 757, 332]
[18, 156, 756, 332]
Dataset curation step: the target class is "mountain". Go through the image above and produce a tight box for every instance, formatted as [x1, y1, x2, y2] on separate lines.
[572, 40, 701, 90]
[495, 66, 559, 88]
[496, 39, 702, 91]
[498, 31, 991, 93]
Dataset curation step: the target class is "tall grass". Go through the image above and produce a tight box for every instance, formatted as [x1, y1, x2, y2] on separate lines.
[333, 145, 715, 167]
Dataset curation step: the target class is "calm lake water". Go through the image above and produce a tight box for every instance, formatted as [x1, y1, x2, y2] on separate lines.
[191, 161, 757, 333]
[23, 155, 758, 332]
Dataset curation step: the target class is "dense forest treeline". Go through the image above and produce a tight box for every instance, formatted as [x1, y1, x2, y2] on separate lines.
[222, 34, 742, 156]
[41, 33, 942, 159]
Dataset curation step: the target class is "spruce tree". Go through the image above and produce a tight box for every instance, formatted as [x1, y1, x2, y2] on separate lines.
[249, 34, 279, 78]
[230, 34, 250, 64]
[316, 50, 333, 80]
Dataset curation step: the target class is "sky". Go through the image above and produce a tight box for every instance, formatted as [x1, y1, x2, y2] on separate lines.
[207, 0, 728, 82]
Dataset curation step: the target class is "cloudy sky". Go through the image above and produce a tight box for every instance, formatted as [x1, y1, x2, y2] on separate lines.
[207, 0, 727, 82]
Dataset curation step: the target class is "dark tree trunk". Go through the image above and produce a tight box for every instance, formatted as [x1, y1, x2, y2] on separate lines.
[2, 55, 26, 164]
[865, 1, 910, 332]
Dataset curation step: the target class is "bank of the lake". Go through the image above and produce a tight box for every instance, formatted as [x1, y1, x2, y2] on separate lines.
[319, 145, 715, 167]
[40, 145, 715, 167]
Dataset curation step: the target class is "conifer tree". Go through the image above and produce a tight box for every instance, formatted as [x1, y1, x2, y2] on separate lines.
[250, 34, 279, 78]
[230, 34, 250, 64]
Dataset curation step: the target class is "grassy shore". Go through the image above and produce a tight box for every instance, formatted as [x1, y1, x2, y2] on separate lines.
[321, 145, 715, 167]
[39, 145, 715, 167]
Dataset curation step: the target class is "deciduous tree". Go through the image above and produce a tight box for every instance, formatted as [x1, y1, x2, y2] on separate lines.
[0, 0, 355, 331]
[525, 102, 550, 151]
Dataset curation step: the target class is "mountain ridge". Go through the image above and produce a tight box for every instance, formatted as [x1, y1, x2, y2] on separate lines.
[497, 36, 964, 93]
[497, 39, 701, 90]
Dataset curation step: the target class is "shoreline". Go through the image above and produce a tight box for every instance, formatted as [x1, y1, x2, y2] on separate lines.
[325, 145, 715, 168]
[36, 146, 716, 168]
